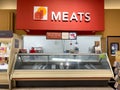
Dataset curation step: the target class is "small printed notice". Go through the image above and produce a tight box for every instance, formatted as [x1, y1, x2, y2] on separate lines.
[62, 32, 69, 39]
[46, 32, 62, 39]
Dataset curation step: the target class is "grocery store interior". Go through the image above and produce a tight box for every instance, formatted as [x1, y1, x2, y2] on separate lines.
[0, 0, 120, 90]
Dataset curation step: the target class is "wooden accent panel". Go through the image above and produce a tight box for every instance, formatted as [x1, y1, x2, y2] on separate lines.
[0, 11, 10, 30]
[115, 51, 120, 62]
[104, 10, 120, 37]
[101, 37, 107, 53]
[0, 72, 9, 84]
[0, 10, 15, 31]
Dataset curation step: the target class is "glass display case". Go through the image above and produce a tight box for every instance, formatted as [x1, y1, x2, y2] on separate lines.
[12, 53, 114, 81]
[15, 53, 110, 70]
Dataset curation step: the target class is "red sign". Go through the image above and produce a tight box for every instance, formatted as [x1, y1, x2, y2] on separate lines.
[16, 0, 104, 31]
[46, 32, 62, 39]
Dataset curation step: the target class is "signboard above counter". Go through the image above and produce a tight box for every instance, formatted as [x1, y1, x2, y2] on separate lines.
[46, 32, 77, 40]
[16, 0, 104, 31]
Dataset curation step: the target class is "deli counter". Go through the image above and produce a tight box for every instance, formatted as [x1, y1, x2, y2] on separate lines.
[11, 53, 114, 87]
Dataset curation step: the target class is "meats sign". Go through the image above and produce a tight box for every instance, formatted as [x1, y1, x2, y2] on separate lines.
[34, 6, 91, 22]
[16, 0, 104, 31]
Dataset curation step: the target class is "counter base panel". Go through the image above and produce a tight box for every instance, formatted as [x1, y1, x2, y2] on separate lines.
[0, 85, 9, 89]
[15, 80, 109, 87]
[12, 70, 113, 81]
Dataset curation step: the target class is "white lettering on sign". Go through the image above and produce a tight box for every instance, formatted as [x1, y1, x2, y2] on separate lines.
[51, 11, 91, 22]
[70, 12, 78, 22]
[85, 13, 91, 22]
[52, 12, 61, 21]
[77, 12, 84, 22]
[62, 12, 69, 21]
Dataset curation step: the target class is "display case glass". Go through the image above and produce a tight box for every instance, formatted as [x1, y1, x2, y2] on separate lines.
[14, 53, 111, 70]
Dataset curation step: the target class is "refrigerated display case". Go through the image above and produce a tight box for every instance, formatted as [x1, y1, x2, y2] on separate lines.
[0, 33, 21, 89]
[11, 53, 114, 86]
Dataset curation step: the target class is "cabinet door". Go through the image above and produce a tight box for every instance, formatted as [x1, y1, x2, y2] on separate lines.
[0, 11, 13, 30]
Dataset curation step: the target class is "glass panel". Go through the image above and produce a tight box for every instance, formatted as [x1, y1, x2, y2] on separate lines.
[14, 53, 110, 70]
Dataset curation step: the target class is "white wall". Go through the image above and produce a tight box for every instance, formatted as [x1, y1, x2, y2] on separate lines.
[23, 35, 101, 53]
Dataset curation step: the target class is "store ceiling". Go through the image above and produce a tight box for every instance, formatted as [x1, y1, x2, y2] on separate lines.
[0, 0, 120, 9]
